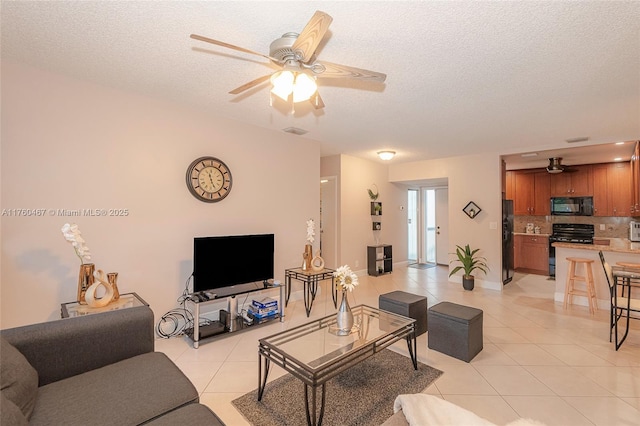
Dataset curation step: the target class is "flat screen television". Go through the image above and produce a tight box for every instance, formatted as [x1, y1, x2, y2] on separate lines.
[193, 234, 274, 293]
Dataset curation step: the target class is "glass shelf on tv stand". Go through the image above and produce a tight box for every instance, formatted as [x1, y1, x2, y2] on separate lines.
[186, 281, 284, 349]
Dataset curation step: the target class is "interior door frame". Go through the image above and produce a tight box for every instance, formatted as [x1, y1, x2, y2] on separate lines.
[320, 176, 338, 269]
[434, 187, 449, 265]
[411, 185, 448, 265]
[407, 188, 419, 263]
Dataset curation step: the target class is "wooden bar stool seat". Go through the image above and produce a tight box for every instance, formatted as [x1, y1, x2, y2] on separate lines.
[616, 262, 640, 269]
[564, 257, 598, 314]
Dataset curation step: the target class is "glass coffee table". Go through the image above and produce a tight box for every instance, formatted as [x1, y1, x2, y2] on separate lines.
[257, 305, 417, 426]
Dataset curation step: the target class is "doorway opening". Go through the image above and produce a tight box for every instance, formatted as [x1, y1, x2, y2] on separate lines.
[407, 186, 449, 268]
[320, 177, 337, 269]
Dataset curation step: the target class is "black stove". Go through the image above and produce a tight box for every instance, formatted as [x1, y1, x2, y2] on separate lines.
[549, 223, 594, 277]
[549, 223, 595, 244]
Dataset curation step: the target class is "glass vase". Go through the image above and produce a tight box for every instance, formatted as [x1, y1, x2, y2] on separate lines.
[336, 291, 354, 332]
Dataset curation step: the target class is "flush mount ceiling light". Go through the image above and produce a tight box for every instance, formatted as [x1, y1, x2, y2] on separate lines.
[565, 136, 589, 144]
[546, 157, 565, 174]
[282, 126, 308, 135]
[377, 151, 396, 161]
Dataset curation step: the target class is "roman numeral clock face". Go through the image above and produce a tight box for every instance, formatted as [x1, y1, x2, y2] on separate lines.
[186, 156, 233, 202]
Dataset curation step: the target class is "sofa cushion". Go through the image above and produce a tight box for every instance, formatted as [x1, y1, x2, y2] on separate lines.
[0, 337, 38, 419]
[29, 352, 198, 426]
[143, 403, 225, 425]
[1, 392, 29, 426]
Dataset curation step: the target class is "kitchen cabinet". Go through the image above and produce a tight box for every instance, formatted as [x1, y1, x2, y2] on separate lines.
[505, 170, 515, 200]
[513, 170, 550, 216]
[631, 141, 640, 216]
[550, 165, 592, 196]
[592, 162, 632, 217]
[592, 164, 608, 216]
[514, 234, 549, 275]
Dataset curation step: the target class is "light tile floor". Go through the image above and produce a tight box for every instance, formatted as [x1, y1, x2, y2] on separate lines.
[155, 266, 640, 426]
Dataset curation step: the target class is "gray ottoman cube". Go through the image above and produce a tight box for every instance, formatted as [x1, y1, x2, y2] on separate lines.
[427, 302, 483, 362]
[379, 291, 428, 336]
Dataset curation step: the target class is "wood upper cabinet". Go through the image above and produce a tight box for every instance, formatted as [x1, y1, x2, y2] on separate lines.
[592, 162, 632, 217]
[534, 172, 551, 215]
[632, 141, 640, 216]
[505, 170, 515, 200]
[592, 164, 609, 216]
[513, 170, 550, 215]
[550, 165, 593, 196]
[609, 162, 632, 216]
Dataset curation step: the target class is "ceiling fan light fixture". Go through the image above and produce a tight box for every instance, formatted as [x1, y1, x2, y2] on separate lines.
[270, 70, 295, 101]
[377, 151, 396, 161]
[292, 72, 317, 102]
[546, 157, 564, 174]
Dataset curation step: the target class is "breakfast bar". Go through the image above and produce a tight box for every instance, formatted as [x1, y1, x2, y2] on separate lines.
[552, 239, 640, 309]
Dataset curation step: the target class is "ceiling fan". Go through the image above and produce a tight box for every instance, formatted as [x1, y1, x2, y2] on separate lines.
[190, 10, 387, 110]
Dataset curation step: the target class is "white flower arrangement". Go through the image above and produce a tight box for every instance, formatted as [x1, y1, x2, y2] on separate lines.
[306, 219, 315, 244]
[333, 265, 359, 292]
[61, 223, 92, 264]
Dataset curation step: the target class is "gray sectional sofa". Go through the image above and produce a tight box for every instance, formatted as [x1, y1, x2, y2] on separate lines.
[0, 304, 224, 425]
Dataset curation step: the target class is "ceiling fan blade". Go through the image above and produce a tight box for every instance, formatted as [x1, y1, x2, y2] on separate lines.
[229, 74, 271, 95]
[291, 11, 333, 63]
[310, 91, 325, 109]
[190, 34, 278, 62]
[315, 60, 386, 82]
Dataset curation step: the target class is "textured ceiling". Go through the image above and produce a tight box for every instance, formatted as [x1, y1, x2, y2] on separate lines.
[2, 1, 639, 166]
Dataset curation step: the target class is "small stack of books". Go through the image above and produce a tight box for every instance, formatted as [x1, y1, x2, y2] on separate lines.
[248, 297, 278, 322]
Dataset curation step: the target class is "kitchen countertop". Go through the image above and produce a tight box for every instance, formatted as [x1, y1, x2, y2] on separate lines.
[552, 238, 640, 254]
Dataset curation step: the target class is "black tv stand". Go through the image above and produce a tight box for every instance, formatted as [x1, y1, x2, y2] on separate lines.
[186, 281, 284, 348]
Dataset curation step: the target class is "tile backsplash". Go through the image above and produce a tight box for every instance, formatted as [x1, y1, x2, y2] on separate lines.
[514, 216, 633, 238]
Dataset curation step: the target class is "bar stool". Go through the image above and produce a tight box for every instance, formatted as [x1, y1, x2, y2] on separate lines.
[564, 257, 598, 314]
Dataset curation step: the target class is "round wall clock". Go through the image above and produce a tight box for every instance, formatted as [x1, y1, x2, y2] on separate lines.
[185, 156, 233, 203]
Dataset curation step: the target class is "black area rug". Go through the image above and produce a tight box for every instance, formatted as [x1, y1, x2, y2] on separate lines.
[232, 349, 443, 426]
[408, 263, 437, 269]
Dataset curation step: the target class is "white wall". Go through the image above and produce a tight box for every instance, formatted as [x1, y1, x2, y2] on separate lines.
[1, 62, 320, 328]
[389, 153, 504, 289]
[321, 154, 408, 274]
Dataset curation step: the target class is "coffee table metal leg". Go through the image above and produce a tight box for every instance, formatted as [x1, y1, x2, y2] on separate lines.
[257, 353, 270, 401]
[406, 329, 418, 370]
[304, 383, 326, 426]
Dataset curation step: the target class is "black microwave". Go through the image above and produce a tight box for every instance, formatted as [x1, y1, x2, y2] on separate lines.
[550, 197, 594, 216]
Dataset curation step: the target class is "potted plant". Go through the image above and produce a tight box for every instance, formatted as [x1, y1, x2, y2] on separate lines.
[449, 244, 489, 291]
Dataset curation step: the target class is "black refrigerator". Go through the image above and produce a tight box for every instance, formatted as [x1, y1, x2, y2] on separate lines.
[502, 199, 514, 284]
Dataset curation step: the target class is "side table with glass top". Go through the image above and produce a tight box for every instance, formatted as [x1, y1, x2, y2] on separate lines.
[284, 267, 336, 317]
[61, 292, 148, 318]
